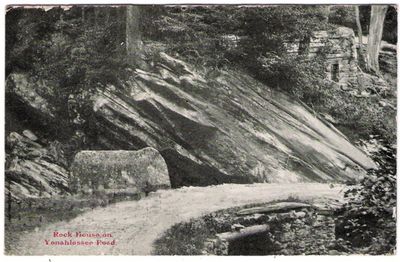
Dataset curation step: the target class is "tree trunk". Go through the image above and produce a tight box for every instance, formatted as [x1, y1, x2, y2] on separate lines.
[355, 6, 363, 46]
[94, 8, 100, 26]
[125, 6, 144, 67]
[81, 7, 85, 22]
[355, 5, 366, 68]
[366, 5, 388, 74]
[7, 184, 12, 222]
[324, 5, 331, 23]
[105, 8, 110, 24]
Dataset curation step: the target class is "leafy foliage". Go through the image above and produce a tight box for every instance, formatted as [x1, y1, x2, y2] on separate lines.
[243, 53, 330, 104]
[336, 142, 396, 254]
[6, 7, 131, 146]
[143, 5, 338, 112]
[320, 91, 396, 142]
[329, 5, 397, 44]
[142, 6, 331, 67]
[6, 7, 128, 114]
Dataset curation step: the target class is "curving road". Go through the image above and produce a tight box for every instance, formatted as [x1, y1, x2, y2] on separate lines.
[9, 183, 345, 255]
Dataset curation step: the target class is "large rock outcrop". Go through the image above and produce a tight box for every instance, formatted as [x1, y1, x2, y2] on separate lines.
[89, 52, 376, 185]
[6, 73, 57, 126]
[70, 148, 170, 194]
[5, 131, 69, 200]
[6, 52, 377, 188]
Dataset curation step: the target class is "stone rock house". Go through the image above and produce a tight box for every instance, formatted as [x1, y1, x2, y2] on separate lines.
[286, 26, 359, 88]
[221, 26, 359, 88]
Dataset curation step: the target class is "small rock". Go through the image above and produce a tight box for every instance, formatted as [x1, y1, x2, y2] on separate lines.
[294, 211, 306, 218]
[280, 250, 290, 255]
[379, 100, 388, 107]
[361, 90, 371, 97]
[277, 213, 290, 220]
[328, 250, 342, 255]
[22, 130, 38, 141]
[294, 218, 303, 224]
[206, 241, 214, 251]
[266, 215, 278, 222]
[322, 113, 338, 124]
[231, 223, 245, 231]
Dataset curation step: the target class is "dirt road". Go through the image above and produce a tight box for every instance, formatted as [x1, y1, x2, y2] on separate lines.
[9, 183, 345, 255]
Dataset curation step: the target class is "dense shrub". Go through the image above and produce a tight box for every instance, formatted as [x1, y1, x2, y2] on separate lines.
[34, 17, 127, 96]
[335, 142, 396, 254]
[6, 7, 128, 113]
[320, 91, 396, 142]
[141, 6, 331, 68]
[241, 52, 330, 105]
[6, 7, 131, 146]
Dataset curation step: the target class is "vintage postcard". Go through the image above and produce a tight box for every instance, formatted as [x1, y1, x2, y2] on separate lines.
[4, 3, 397, 256]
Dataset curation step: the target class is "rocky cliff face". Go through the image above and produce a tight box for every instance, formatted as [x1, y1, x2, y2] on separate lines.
[5, 132, 70, 200]
[6, 52, 376, 194]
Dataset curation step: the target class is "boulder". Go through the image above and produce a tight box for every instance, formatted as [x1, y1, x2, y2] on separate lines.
[70, 148, 171, 194]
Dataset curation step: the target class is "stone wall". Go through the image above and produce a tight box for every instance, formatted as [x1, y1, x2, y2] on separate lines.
[313, 27, 358, 87]
[262, 212, 336, 255]
[202, 202, 342, 255]
[286, 27, 359, 88]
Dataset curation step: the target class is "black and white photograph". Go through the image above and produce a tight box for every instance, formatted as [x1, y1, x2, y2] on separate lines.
[3, 2, 398, 256]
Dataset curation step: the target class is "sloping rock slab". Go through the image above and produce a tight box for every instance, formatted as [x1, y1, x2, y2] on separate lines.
[90, 52, 376, 184]
[7, 52, 377, 186]
[236, 202, 312, 216]
[160, 148, 251, 187]
[6, 73, 57, 122]
[6, 132, 69, 200]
